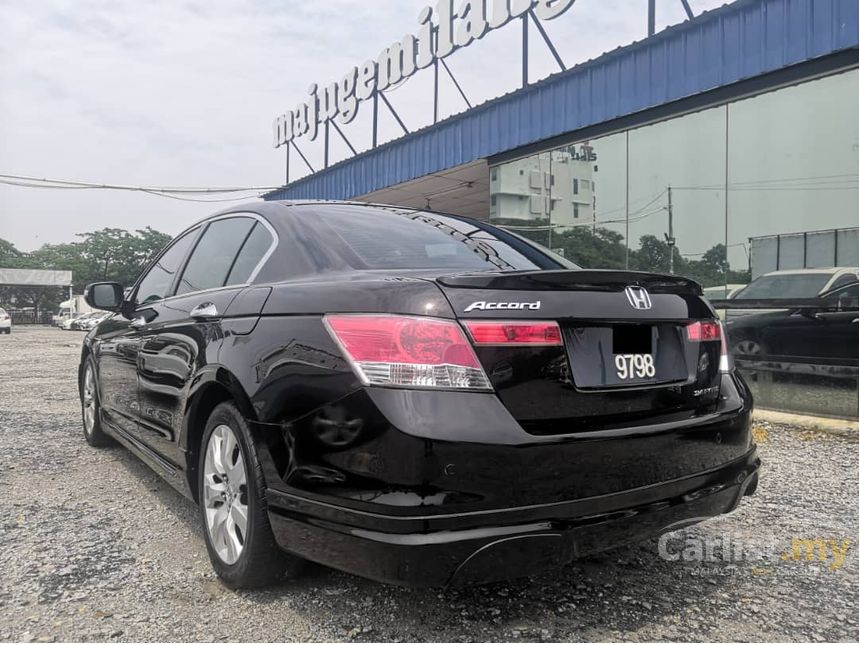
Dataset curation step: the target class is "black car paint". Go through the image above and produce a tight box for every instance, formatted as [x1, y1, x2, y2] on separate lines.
[726, 284, 859, 368]
[80, 201, 758, 587]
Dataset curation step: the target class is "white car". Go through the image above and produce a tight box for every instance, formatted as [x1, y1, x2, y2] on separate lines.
[61, 314, 87, 330]
[727, 267, 859, 320]
[0, 307, 11, 334]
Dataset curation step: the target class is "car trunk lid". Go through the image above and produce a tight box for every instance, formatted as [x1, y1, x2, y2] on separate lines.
[433, 269, 724, 434]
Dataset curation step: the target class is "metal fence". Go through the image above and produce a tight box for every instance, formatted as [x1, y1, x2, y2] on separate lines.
[7, 310, 54, 325]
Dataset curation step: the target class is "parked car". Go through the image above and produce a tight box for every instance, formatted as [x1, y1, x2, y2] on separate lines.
[727, 267, 859, 320]
[702, 284, 746, 320]
[70, 311, 109, 331]
[702, 284, 746, 301]
[61, 314, 87, 330]
[79, 202, 759, 589]
[726, 280, 859, 369]
[0, 307, 11, 334]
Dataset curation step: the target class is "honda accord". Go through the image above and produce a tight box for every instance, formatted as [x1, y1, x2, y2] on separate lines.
[79, 201, 759, 588]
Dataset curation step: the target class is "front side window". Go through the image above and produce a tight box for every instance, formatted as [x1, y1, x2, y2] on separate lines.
[134, 229, 198, 306]
[176, 217, 256, 295]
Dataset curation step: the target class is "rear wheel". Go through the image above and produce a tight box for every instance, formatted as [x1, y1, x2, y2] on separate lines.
[81, 359, 113, 447]
[198, 402, 302, 588]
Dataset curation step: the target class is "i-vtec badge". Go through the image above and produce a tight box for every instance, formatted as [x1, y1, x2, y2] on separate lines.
[464, 300, 541, 312]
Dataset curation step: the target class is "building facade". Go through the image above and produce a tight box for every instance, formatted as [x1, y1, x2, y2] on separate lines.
[266, 0, 859, 418]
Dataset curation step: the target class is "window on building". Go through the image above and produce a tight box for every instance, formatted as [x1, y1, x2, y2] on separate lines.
[573, 178, 579, 195]
[573, 203, 579, 219]
[491, 195, 497, 206]
[491, 168, 497, 181]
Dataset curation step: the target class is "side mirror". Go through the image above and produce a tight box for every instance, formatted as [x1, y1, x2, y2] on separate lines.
[84, 282, 125, 312]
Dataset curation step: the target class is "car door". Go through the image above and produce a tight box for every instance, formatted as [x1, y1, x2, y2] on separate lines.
[763, 283, 859, 362]
[136, 215, 276, 465]
[808, 283, 859, 363]
[96, 228, 199, 442]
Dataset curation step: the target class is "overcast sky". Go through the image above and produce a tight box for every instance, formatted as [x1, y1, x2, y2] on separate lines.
[0, 0, 726, 252]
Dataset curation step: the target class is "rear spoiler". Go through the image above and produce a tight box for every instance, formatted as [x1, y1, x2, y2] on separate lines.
[710, 297, 855, 309]
[436, 269, 703, 295]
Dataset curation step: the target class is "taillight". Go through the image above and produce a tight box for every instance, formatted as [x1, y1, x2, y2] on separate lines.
[687, 320, 733, 372]
[463, 321, 562, 346]
[686, 320, 721, 342]
[718, 320, 733, 372]
[324, 314, 491, 390]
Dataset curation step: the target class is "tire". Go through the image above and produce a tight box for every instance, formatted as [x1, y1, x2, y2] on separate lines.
[198, 402, 303, 588]
[733, 338, 764, 356]
[80, 358, 113, 447]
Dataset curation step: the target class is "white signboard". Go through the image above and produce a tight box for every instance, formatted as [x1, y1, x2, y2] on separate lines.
[273, 0, 576, 147]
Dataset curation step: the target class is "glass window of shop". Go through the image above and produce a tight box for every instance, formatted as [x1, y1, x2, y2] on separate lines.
[488, 69, 859, 419]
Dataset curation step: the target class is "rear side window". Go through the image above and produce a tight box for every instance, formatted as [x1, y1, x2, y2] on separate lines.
[226, 222, 274, 285]
[319, 208, 564, 271]
[735, 273, 832, 299]
[135, 229, 198, 305]
[176, 218, 255, 295]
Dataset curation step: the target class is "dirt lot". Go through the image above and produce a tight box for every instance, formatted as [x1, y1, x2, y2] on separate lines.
[1, 326, 857, 642]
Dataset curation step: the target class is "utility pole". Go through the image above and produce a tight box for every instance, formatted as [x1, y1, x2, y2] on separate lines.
[665, 186, 676, 274]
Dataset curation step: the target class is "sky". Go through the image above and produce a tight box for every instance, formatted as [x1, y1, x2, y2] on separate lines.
[0, 0, 728, 252]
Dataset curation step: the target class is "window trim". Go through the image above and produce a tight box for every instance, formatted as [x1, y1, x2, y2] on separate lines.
[131, 212, 278, 308]
[131, 226, 202, 308]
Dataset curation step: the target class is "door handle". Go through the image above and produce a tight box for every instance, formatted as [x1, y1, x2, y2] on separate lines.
[190, 302, 219, 320]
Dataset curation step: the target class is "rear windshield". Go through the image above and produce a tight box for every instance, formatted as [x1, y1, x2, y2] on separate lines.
[735, 273, 832, 299]
[319, 207, 573, 272]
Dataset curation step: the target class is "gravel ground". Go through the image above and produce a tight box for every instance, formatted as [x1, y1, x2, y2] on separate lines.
[1, 326, 857, 643]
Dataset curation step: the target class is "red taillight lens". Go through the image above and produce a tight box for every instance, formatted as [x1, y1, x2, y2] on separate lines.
[686, 320, 721, 342]
[324, 314, 491, 390]
[463, 321, 562, 346]
[687, 319, 733, 372]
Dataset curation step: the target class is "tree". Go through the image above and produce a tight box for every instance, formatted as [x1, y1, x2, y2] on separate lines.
[551, 226, 627, 269]
[629, 234, 687, 275]
[0, 228, 172, 315]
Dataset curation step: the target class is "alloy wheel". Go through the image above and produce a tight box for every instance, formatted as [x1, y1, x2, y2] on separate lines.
[734, 339, 762, 355]
[82, 365, 96, 435]
[202, 424, 249, 565]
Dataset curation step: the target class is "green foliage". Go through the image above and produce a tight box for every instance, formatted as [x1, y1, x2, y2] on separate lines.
[494, 222, 749, 288]
[0, 227, 171, 314]
[551, 227, 627, 269]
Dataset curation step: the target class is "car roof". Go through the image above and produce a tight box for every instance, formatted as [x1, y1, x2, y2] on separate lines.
[760, 267, 858, 277]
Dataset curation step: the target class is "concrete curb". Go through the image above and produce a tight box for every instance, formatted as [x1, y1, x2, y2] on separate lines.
[753, 408, 858, 438]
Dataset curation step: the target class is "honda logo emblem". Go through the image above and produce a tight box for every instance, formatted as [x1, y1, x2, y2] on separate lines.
[625, 286, 652, 310]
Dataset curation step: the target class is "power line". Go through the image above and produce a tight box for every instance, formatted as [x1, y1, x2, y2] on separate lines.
[0, 173, 279, 195]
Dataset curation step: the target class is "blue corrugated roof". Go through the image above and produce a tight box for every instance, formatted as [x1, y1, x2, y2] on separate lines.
[265, 0, 858, 202]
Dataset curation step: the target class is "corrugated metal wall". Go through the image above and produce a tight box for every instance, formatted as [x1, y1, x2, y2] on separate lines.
[265, 0, 859, 202]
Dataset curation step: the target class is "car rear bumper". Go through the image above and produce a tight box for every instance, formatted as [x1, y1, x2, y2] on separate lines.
[266, 446, 760, 587]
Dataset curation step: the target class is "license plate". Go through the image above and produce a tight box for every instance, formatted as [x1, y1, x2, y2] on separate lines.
[614, 353, 656, 380]
[565, 324, 687, 389]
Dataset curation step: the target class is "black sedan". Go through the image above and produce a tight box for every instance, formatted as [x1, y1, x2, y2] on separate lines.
[79, 202, 759, 588]
[726, 281, 859, 375]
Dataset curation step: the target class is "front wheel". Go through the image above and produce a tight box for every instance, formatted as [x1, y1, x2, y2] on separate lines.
[198, 402, 302, 588]
[80, 359, 113, 447]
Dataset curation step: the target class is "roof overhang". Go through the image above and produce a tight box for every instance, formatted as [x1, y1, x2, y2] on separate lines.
[264, 0, 858, 204]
